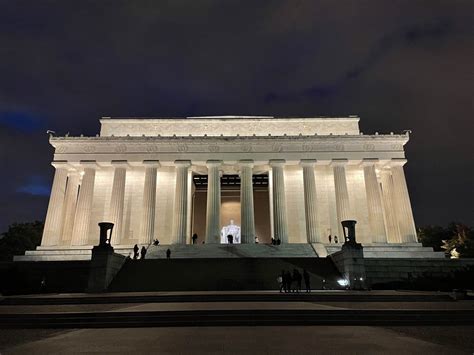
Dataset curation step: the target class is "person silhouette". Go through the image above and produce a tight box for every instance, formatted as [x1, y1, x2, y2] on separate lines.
[334, 235, 338, 244]
[285, 270, 292, 293]
[133, 244, 139, 260]
[293, 269, 302, 293]
[328, 235, 332, 244]
[303, 269, 311, 293]
[227, 234, 233, 244]
[278, 270, 285, 293]
[192, 233, 198, 244]
[140, 246, 147, 260]
[166, 248, 171, 259]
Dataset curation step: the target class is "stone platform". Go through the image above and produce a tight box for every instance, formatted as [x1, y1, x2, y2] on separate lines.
[146, 243, 318, 259]
[14, 245, 135, 261]
[317, 242, 445, 259]
[15, 242, 444, 261]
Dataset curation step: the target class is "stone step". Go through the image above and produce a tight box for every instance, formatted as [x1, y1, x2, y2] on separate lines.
[145, 244, 318, 259]
[2, 308, 473, 327]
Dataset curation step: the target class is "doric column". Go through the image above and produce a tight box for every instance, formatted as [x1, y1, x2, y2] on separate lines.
[71, 161, 97, 246]
[331, 159, 353, 225]
[139, 160, 160, 245]
[380, 169, 401, 243]
[361, 159, 387, 243]
[268, 168, 275, 240]
[300, 159, 319, 243]
[390, 159, 418, 242]
[270, 159, 288, 243]
[108, 160, 128, 245]
[172, 160, 191, 244]
[41, 161, 69, 246]
[205, 160, 222, 243]
[239, 160, 256, 243]
[61, 170, 80, 244]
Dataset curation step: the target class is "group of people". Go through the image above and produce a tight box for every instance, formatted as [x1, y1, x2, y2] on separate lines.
[132, 244, 147, 260]
[131, 244, 172, 260]
[271, 238, 281, 245]
[328, 234, 339, 244]
[278, 269, 311, 293]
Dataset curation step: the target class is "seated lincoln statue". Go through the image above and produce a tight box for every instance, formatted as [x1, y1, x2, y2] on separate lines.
[220, 219, 241, 244]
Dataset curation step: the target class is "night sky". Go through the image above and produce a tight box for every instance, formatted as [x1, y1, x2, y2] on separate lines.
[0, 1, 473, 232]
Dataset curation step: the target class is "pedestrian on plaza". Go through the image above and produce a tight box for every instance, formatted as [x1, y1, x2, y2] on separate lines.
[277, 270, 285, 293]
[192, 233, 198, 244]
[285, 270, 292, 293]
[133, 244, 139, 260]
[166, 248, 171, 259]
[293, 269, 302, 292]
[277, 271, 284, 293]
[303, 269, 311, 293]
[140, 246, 147, 260]
[334, 235, 338, 244]
[39, 275, 46, 292]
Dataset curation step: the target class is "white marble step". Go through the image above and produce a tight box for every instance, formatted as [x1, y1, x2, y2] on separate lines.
[146, 243, 318, 259]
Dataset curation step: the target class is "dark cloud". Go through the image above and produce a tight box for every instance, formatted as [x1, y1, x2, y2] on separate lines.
[0, 0, 473, 231]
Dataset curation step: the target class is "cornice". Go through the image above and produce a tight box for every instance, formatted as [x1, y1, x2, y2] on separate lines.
[50, 134, 409, 155]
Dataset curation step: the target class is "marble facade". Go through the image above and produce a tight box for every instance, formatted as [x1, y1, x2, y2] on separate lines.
[33, 116, 425, 258]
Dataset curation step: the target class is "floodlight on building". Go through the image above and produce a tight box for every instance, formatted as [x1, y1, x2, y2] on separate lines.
[337, 279, 349, 287]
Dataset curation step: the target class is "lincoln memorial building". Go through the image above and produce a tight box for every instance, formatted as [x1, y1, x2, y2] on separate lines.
[19, 116, 443, 260]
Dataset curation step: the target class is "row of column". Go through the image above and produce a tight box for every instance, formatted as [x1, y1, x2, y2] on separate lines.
[41, 158, 417, 247]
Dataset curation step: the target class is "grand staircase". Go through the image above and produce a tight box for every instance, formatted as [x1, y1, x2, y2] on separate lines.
[146, 243, 318, 259]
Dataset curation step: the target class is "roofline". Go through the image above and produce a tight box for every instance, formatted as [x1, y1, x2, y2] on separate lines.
[100, 115, 360, 123]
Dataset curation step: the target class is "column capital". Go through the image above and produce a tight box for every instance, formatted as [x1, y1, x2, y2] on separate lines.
[206, 160, 222, 167]
[300, 159, 317, 167]
[269, 159, 286, 167]
[142, 160, 160, 168]
[360, 158, 379, 167]
[174, 160, 191, 167]
[330, 159, 348, 167]
[238, 159, 254, 167]
[111, 160, 129, 167]
[51, 160, 69, 169]
[388, 158, 407, 167]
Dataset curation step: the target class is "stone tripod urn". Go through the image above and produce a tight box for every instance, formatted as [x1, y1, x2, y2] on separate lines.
[341, 220, 358, 245]
[98, 222, 114, 249]
[87, 222, 126, 292]
[332, 220, 367, 290]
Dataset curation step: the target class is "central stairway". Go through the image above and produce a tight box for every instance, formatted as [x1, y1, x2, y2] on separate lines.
[146, 243, 318, 259]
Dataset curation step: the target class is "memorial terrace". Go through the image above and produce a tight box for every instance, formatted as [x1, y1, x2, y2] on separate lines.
[17, 115, 442, 261]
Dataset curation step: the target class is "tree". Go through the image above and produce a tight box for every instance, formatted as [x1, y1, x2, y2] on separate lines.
[417, 225, 449, 251]
[0, 221, 44, 261]
[441, 224, 474, 258]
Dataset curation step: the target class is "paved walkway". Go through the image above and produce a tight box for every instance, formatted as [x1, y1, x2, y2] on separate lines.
[2, 325, 471, 354]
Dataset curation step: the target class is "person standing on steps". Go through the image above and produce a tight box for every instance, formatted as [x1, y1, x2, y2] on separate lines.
[334, 235, 338, 244]
[166, 248, 171, 259]
[328, 234, 332, 244]
[133, 244, 139, 260]
[192, 233, 198, 244]
[303, 269, 311, 293]
[140, 246, 147, 260]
